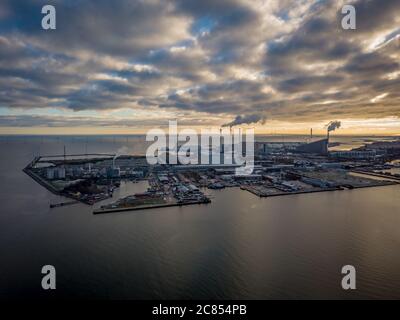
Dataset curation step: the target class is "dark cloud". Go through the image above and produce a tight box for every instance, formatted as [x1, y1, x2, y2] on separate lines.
[342, 52, 399, 76]
[0, 0, 399, 128]
[278, 75, 344, 93]
[351, 0, 400, 34]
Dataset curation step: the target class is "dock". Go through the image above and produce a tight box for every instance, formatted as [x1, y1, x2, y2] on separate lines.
[93, 199, 210, 214]
[350, 170, 400, 181]
[241, 180, 397, 198]
[50, 201, 79, 208]
[241, 185, 342, 198]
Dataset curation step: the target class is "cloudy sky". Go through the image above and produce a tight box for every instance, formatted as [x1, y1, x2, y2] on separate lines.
[0, 0, 399, 134]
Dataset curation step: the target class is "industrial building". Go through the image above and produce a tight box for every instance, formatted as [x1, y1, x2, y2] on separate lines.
[330, 150, 377, 160]
[295, 139, 328, 155]
[46, 167, 66, 180]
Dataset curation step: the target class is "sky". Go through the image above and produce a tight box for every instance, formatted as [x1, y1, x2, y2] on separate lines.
[0, 0, 399, 135]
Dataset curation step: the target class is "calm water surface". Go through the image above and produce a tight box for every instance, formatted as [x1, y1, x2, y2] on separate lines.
[0, 136, 400, 299]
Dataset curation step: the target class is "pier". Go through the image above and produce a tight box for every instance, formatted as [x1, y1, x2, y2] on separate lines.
[93, 199, 210, 214]
[50, 201, 79, 208]
[240, 185, 342, 198]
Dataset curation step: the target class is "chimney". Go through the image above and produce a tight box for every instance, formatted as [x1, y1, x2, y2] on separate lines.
[220, 128, 224, 154]
[63, 145, 66, 168]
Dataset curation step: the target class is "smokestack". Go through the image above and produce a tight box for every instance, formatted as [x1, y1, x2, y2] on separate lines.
[63, 145, 66, 167]
[326, 121, 341, 141]
[231, 127, 234, 164]
[113, 155, 117, 169]
[220, 128, 224, 155]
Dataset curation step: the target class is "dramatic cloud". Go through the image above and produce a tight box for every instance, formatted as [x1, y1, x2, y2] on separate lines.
[0, 0, 399, 130]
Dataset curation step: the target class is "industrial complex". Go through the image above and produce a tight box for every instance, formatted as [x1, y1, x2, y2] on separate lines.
[23, 133, 400, 214]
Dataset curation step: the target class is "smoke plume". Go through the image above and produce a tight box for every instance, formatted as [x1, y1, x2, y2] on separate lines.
[222, 114, 267, 127]
[326, 120, 341, 132]
[113, 146, 130, 167]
